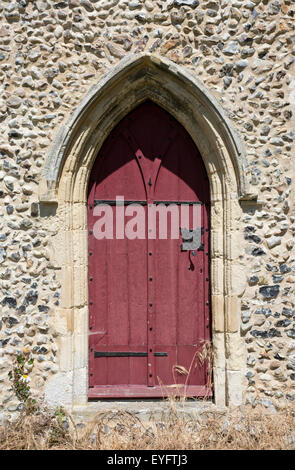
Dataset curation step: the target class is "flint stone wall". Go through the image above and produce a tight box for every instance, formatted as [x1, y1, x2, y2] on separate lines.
[0, 0, 294, 417]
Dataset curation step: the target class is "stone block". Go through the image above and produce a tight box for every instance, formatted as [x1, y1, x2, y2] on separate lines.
[59, 267, 74, 309]
[225, 295, 240, 332]
[59, 336, 73, 372]
[226, 370, 243, 406]
[73, 333, 88, 370]
[213, 332, 225, 368]
[45, 371, 73, 408]
[52, 308, 74, 336]
[212, 366, 226, 409]
[212, 295, 224, 332]
[225, 332, 246, 370]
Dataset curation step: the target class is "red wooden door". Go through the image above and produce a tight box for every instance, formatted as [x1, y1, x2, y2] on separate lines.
[88, 101, 211, 398]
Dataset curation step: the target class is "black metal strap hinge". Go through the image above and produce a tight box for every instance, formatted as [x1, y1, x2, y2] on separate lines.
[94, 200, 203, 207]
[94, 200, 147, 206]
[94, 351, 168, 358]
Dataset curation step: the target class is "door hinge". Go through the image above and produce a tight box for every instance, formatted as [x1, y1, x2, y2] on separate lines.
[94, 351, 168, 358]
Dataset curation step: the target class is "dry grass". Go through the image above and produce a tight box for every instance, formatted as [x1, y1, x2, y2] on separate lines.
[1, 403, 295, 450]
[2, 342, 294, 450]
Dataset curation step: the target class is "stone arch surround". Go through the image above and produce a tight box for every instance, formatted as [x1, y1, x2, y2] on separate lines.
[41, 53, 254, 410]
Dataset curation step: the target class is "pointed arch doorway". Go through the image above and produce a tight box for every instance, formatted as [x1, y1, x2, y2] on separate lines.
[87, 101, 211, 398]
[42, 54, 251, 409]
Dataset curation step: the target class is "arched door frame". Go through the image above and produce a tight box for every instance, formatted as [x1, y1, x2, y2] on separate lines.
[41, 53, 255, 409]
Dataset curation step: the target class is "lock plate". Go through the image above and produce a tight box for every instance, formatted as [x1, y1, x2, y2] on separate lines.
[180, 227, 203, 251]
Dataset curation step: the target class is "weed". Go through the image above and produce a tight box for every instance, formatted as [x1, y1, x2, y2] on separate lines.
[8, 352, 36, 413]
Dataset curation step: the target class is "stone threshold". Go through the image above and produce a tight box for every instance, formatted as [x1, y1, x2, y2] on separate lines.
[71, 399, 220, 424]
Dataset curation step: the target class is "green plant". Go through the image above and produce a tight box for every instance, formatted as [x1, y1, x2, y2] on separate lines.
[48, 407, 73, 446]
[8, 352, 36, 413]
